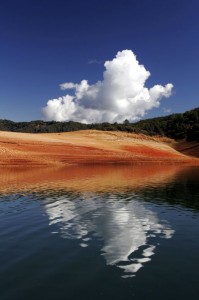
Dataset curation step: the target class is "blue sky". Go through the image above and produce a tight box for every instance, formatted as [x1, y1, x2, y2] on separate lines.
[0, 0, 199, 122]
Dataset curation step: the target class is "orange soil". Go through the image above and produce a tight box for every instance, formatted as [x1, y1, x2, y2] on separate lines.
[0, 130, 198, 167]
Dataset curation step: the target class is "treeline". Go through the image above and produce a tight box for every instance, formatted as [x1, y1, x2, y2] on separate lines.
[133, 108, 199, 141]
[0, 107, 198, 141]
[0, 119, 88, 133]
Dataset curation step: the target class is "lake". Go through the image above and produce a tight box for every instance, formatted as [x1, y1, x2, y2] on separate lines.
[0, 164, 199, 300]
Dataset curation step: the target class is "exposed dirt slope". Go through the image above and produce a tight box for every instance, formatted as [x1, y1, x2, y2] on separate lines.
[175, 140, 199, 158]
[0, 130, 198, 166]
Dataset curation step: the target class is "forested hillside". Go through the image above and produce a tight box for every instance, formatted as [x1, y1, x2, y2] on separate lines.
[133, 108, 199, 141]
[0, 108, 198, 141]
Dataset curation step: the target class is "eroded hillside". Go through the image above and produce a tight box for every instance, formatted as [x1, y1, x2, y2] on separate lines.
[0, 130, 198, 167]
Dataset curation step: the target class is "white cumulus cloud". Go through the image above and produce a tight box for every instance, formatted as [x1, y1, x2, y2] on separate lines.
[42, 50, 173, 123]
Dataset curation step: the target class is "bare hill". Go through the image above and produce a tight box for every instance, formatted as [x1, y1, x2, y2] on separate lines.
[0, 130, 198, 167]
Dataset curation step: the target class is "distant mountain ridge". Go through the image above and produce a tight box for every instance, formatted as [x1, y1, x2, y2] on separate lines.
[0, 107, 198, 141]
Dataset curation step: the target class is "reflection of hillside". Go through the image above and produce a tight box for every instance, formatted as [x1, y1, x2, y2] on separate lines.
[138, 166, 199, 210]
[44, 193, 174, 278]
[0, 164, 193, 195]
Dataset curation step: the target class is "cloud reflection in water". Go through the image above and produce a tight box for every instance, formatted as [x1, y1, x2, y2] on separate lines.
[44, 193, 174, 278]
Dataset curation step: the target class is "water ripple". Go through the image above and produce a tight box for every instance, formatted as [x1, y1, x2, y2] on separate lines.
[44, 192, 174, 277]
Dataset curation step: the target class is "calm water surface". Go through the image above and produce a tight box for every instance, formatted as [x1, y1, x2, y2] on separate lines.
[0, 165, 199, 300]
